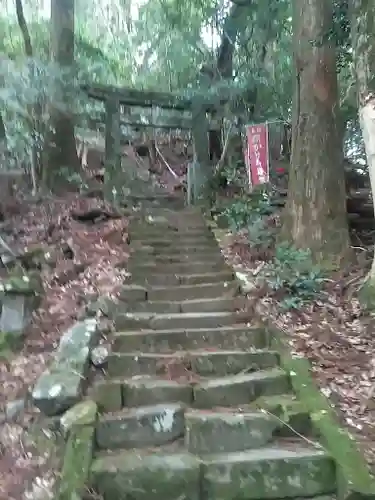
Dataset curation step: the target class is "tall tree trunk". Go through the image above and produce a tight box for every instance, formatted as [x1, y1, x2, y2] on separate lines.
[0, 113, 6, 148]
[15, 0, 33, 57]
[350, 0, 375, 304]
[281, 0, 350, 268]
[15, 0, 38, 192]
[48, 0, 80, 185]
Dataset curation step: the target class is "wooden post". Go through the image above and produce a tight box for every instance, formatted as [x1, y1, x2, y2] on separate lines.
[104, 95, 121, 169]
[191, 99, 211, 203]
[104, 95, 121, 203]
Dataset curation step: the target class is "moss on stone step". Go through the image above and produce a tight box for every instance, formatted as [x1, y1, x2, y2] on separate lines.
[56, 407, 96, 500]
[250, 393, 312, 437]
[271, 331, 375, 498]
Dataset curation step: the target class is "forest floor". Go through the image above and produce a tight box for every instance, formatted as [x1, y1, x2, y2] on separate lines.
[219, 228, 375, 472]
[0, 144, 374, 499]
[0, 189, 131, 499]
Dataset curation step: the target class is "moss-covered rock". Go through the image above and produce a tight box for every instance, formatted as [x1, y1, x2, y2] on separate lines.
[358, 278, 375, 311]
[60, 400, 97, 438]
[0, 269, 43, 295]
[57, 423, 95, 500]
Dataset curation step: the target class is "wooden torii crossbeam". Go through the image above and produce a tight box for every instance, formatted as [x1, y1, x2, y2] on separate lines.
[81, 82, 226, 204]
[81, 83, 226, 111]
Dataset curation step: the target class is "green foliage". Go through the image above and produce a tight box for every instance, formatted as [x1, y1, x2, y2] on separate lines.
[223, 189, 275, 231]
[261, 244, 326, 310]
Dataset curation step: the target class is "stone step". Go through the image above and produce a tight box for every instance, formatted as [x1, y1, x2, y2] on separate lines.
[90, 443, 335, 500]
[113, 325, 268, 353]
[129, 261, 229, 275]
[120, 368, 289, 408]
[123, 377, 193, 407]
[130, 253, 226, 266]
[130, 228, 214, 238]
[250, 394, 313, 437]
[130, 234, 217, 245]
[203, 445, 336, 499]
[96, 403, 185, 450]
[128, 297, 237, 314]
[193, 368, 290, 408]
[146, 282, 240, 301]
[185, 409, 280, 454]
[114, 311, 250, 331]
[133, 243, 220, 255]
[107, 349, 280, 378]
[131, 271, 235, 287]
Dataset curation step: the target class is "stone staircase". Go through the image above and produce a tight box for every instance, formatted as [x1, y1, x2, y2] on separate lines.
[88, 202, 337, 500]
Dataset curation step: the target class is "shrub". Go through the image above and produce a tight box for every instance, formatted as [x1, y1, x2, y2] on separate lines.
[260, 243, 326, 310]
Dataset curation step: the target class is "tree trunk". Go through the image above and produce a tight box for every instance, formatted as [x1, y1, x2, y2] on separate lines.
[48, 0, 80, 185]
[0, 113, 6, 148]
[281, 0, 350, 268]
[350, 0, 375, 304]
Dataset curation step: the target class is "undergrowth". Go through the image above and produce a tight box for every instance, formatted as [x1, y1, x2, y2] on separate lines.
[221, 190, 327, 310]
[260, 243, 326, 310]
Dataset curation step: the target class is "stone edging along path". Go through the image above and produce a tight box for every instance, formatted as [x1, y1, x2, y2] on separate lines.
[29, 200, 375, 500]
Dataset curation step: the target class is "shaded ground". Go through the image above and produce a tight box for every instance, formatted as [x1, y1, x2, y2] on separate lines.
[0, 191, 130, 499]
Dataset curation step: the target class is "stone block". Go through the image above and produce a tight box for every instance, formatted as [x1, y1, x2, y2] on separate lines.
[123, 378, 193, 407]
[31, 319, 99, 416]
[189, 350, 280, 377]
[185, 410, 279, 454]
[55, 318, 99, 362]
[90, 450, 202, 500]
[193, 368, 290, 408]
[32, 365, 87, 416]
[96, 403, 185, 449]
[60, 400, 98, 437]
[57, 423, 95, 499]
[201, 446, 336, 499]
[0, 294, 36, 338]
[89, 379, 123, 412]
[117, 284, 147, 302]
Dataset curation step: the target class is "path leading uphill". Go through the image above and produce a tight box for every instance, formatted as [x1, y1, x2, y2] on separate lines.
[87, 196, 337, 500]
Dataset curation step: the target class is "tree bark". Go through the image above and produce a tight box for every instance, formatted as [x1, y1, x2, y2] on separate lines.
[15, 0, 33, 57]
[281, 0, 351, 268]
[350, 0, 375, 303]
[48, 0, 80, 184]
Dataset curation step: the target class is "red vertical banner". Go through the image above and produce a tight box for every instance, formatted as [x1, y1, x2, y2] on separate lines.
[245, 123, 270, 187]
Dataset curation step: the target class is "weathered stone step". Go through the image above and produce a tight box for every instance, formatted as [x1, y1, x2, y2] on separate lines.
[250, 394, 312, 437]
[185, 409, 279, 454]
[131, 270, 235, 287]
[123, 377, 193, 407]
[90, 443, 335, 500]
[130, 234, 217, 246]
[130, 228, 214, 238]
[96, 403, 185, 450]
[107, 349, 280, 378]
[130, 253, 226, 266]
[128, 297, 237, 314]
[129, 261, 229, 275]
[113, 325, 268, 353]
[193, 368, 290, 408]
[133, 243, 220, 255]
[146, 282, 239, 301]
[118, 368, 290, 408]
[203, 444, 335, 499]
[114, 311, 250, 331]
